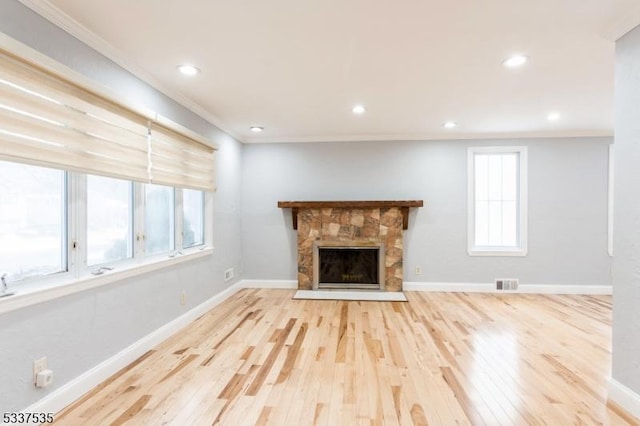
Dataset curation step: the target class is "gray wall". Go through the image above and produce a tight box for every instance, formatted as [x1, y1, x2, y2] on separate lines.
[241, 137, 612, 285]
[0, 1, 243, 411]
[0, 0, 618, 413]
[612, 25, 640, 394]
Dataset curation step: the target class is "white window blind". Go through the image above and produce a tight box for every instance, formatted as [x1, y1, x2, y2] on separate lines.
[149, 122, 216, 191]
[0, 48, 216, 190]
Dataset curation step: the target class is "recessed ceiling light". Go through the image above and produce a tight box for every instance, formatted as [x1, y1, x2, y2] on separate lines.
[177, 64, 200, 76]
[547, 112, 560, 121]
[443, 121, 457, 129]
[250, 126, 264, 133]
[503, 54, 528, 68]
[352, 105, 366, 115]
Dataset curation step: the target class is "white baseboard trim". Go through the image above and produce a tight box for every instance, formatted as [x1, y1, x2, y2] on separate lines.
[237, 280, 613, 294]
[403, 282, 612, 295]
[608, 378, 640, 420]
[238, 279, 298, 289]
[24, 281, 243, 415]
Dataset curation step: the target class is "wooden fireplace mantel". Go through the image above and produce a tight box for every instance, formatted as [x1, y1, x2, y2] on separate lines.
[277, 200, 424, 230]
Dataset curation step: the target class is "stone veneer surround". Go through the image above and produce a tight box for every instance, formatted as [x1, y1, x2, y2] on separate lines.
[297, 207, 404, 291]
[278, 200, 423, 292]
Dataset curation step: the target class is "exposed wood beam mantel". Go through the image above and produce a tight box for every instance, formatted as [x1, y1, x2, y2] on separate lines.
[277, 200, 424, 230]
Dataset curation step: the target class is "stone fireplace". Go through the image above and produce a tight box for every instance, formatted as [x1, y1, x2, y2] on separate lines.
[278, 200, 423, 292]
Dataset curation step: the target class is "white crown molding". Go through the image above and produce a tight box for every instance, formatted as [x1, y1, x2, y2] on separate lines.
[17, 0, 242, 142]
[15, 1, 622, 145]
[603, 5, 640, 41]
[244, 129, 613, 144]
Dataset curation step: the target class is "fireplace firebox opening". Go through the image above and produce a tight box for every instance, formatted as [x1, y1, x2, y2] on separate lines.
[313, 241, 385, 290]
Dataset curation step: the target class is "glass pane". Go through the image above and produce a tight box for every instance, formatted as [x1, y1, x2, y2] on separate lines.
[488, 201, 503, 246]
[87, 175, 132, 266]
[474, 154, 488, 201]
[488, 155, 502, 200]
[502, 201, 517, 246]
[145, 184, 174, 256]
[183, 189, 204, 248]
[502, 153, 518, 201]
[0, 161, 65, 281]
[473, 151, 522, 249]
[474, 200, 489, 246]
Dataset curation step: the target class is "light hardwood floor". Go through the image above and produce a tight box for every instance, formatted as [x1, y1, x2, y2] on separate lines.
[55, 289, 638, 425]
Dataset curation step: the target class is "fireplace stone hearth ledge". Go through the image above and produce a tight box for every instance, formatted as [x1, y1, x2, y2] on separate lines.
[278, 200, 423, 292]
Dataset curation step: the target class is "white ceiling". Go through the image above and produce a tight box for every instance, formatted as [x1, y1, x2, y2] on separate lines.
[21, 0, 640, 143]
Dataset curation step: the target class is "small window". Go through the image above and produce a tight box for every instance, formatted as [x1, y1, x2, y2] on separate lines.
[183, 189, 204, 248]
[0, 161, 67, 281]
[87, 175, 133, 266]
[468, 146, 527, 256]
[144, 184, 175, 256]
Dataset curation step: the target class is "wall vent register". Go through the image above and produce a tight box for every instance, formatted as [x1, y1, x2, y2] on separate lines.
[495, 278, 519, 291]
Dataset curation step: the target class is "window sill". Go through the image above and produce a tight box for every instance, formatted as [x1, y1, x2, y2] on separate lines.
[0, 247, 214, 315]
[468, 247, 527, 257]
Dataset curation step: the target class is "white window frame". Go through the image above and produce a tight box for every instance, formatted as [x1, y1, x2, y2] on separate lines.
[0, 166, 73, 287]
[467, 146, 528, 256]
[0, 169, 214, 315]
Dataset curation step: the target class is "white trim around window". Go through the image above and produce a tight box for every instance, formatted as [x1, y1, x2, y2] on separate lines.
[0, 162, 214, 316]
[608, 144, 614, 257]
[467, 146, 528, 256]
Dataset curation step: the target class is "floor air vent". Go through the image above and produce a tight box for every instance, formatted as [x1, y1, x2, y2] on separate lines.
[495, 278, 519, 291]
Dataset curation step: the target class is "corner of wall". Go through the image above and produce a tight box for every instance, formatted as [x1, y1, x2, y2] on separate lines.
[608, 378, 640, 421]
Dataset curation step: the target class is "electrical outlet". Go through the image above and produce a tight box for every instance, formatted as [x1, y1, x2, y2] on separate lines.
[415, 266, 422, 275]
[33, 356, 47, 384]
[180, 292, 186, 306]
[224, 268, 234, 282]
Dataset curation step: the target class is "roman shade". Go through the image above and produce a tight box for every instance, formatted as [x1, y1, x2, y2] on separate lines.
[0, 47, 216, 191]
[149, 122, 216, 191]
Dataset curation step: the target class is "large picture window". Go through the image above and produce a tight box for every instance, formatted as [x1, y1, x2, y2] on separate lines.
[0, 41, 216, 305]
[468, 146, 527, 256]
[87, 175, 134, 266]
[0, 161, 66, 281]
[183, 189, 204, 249]
[1, 167, 210, 287]
[145, 184, 175, 256]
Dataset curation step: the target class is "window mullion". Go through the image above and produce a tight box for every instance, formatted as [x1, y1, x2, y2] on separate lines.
[69, 172, 87, 278]
[204, 191, 213, 248]
[175, 189, 184, 252]
[134, 182, 144, 262]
